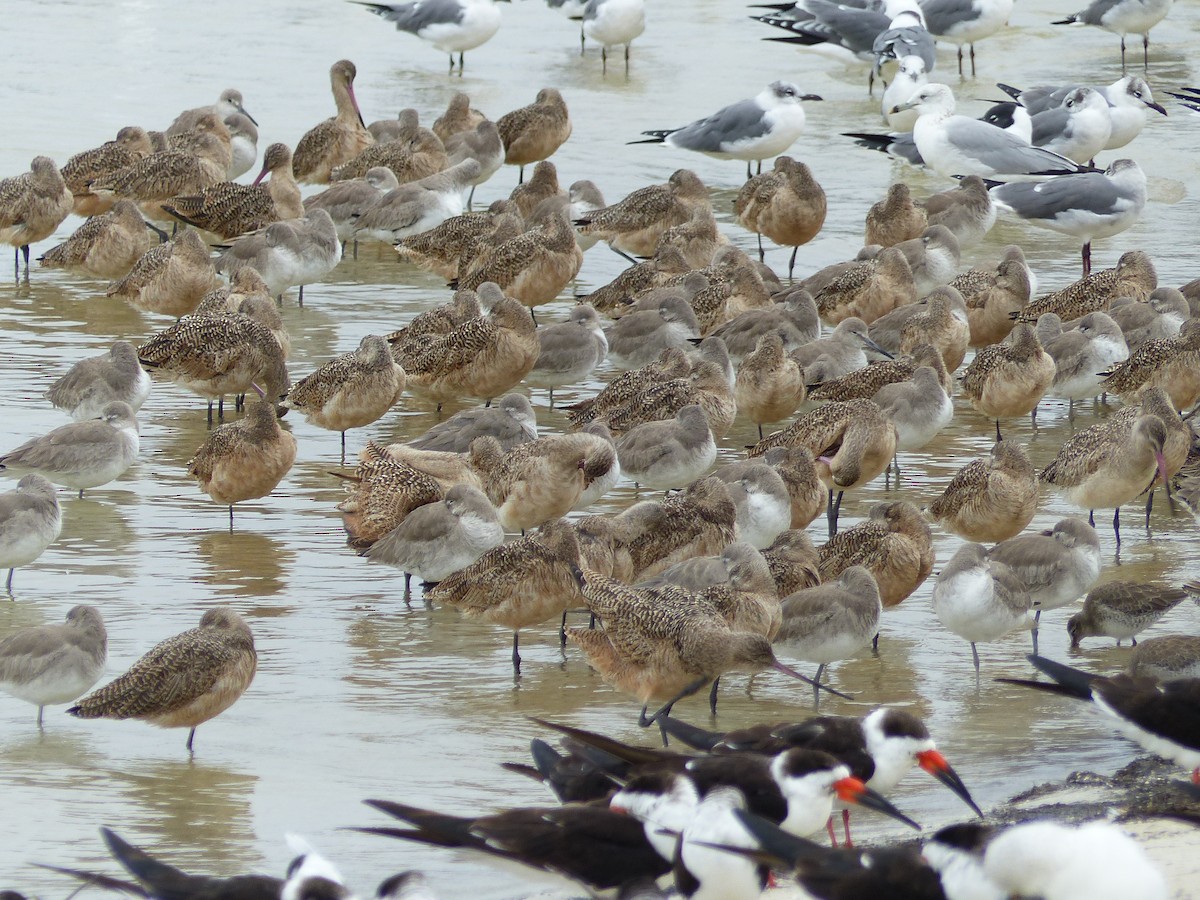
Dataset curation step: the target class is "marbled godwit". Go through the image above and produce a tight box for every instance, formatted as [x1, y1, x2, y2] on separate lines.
[736, 332, 807, 439]
[709, 289, 820, 363]
[960, 323, 1055, 439]
[1128, 635, 1200, 680]
[932, 543, 1034, 673]
[38, 199, 147, 280]
[367, 108, 423, 145]
[357, 0, 507, 71]
[813, 248, 915, 327]
[106, 228, 216, 318]
[564, 346, 692, 427]
[817, 500, 933, 608]
[929, 440, 1038, 543]
[1068, 581, 1189, 648]
[0, 475, 62, 593]
[1040, 414, 1168, 544]
[1042, 310, 1129, 408]
[331, 129, 449, 184]
[892, 225, 960, 299]
[410, 393, 536, 452]
[951, 247, 1032, 348]
[0, 156, 73, 276]
[1016, 249, 1156, 325]
[576, 248, 690, 316]
[612, 476, 737, 582]
[167, 89, 257, 137]
[68, 607, 256, 753]
[363, 484, 504, 592]
[734, 156, 826, 277]
[1109, 287, 1188, 351]
[864, 183, 926, 248]
[634, 82, 823, 180]
[398, 293, 537, 409]
[616, 404, 715, 491]
[45, 341, 151, 422]
[0, 606, 106, 726]
[527, 305, 607, 405]
[391, 199, 507, 279]
[761, 529, 821, 597]
[163, 143, 302, 240]
[791, 317, 879, 385]
[431, 519, 581, 670]
[292, 61, 373, 184]
[304, 166, 400, 256]
[457, 205, 583, 310]
[497, 88, 572, 183]
[198, 269, 292, 359]
[574, 169, 710, 259]
[873, 365, 953, 462]
[186, 394, 297, 530]
[1109, 386, 1190, 520]
[1101, 318, 1200, 412]
[284, 335, 406, 456]
[750, 398, 897, 535]
[508, 161, 563, 219]
[918, 175, 995, 249]
[61, 127, 154, 217]
[222, 113, 260, 181]
[335, 442, 444, 550]
[604, 294, 700, 370]
[445, 119, 504, 208]
[0, 403, 139, 499]
[353, 159, 481, 243]
[596, 359, 736, 438]
[386, 285, 486, 359]
[216, 208, 342, 302]
[776, 566, 882, 700]
[896, 286, 969, 371]
[687, 264, 773, 336]
[807, 344, 946, 404]
[455, 210, 524, 282]
[647, 205, 726, 270]
[433, 92, 486, 143]
[138, 312, 290, 423]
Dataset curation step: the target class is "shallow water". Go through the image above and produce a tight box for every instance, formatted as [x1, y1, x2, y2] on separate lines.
[1, 0, 1200, 895]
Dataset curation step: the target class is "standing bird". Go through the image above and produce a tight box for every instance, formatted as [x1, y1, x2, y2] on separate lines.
[1068, 581, 1189, 648]
[928, 440, 1038, 543]
[0, 475, 63, 592]
[0, 156, 73, 277]
[44, 341, 152, 422]
[38, 199, 149, 280]
[960, 323, 1055, 440]
[292, 60, 373, 184]
[932, 543, 1034, 673]
[582, 0, 646, 73]
[497, 88, 573, 183]
[734, 156, 826, 277]
[0, 606, 107, 726]
[920, 0, 1014, 77]
[633, 82, 822, 180]
[355, 0, 509, 71]
[68, 608, 257, 753]
[1052, 0, 1173, 72]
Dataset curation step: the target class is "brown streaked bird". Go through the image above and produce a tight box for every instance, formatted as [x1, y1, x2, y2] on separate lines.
[38, 199, 148, 280]
[800, 245, 881, 297]
[391, 200, 506, 279]
[617, 475, 738, 582]
[734, 156, 826, 277]
[61, 126, 154, 217]
[284, 334, 406, 456]
[594, 359, 736, 438]
[762, 528, 822, 596]
[896, 286, 970, 372]
[959, 322, 1055, 440]
[455, 210, 525, 282]
[293, 60, 374, 184]
[687, 262, 773, 335]
[1128, 635, 1200, 681]
[917, 175, 995, 249]
[1068, 581, 1189, 648]
[1106, 385, 1190, 522]
[430, 519, 582, 672]
[654, 206, 728, 270]
[1014, 248, 1157, 324]
[0, 605, 107, 726]
[186, 394, 297, 530]
[162, 142, 303, 240]
[433, 91, 487, 144]
[864, 182, 927, 248]
[380, 443, 484, 492]
[574, 169, 711, 259]
[735, 331, 807, 439]
[196, 268, 292, 359]
[564, 346, 692, 428]
[330, 129, 449, 184]
[1100, 318, 1200, 412]
[457, 206, 583, 310]
[68, 608, 256, 753]
[366, 107, 422, 144]
[496, 88, 572, 183]
[334, 441, 444, 550]
[106, 229, 218, 318]
[808, 343, 950, 403]
[929, 440, 1038, 543]
[508, 161, 563, 220]
[813, 247, 916, 327]
[164, 112, 233, 174]
[749, 398, 897, 536]
[952, 245, 1033, 347]
[0, 156, 74, 275]
[578, 247, 691, 317]
[1040, 412, 1168, 544]
[817, 501, 933, 608]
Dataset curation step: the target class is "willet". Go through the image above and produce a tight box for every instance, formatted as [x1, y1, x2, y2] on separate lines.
[565, 346, 691, 427]
[68, 607, 256, 752]
[1109, 287, 1188, 352]
[356, 0, 507, 71]
[38, 199, 148, 280]
[1128, 635, 1200, 680]
[594, 358, 736, 438]
[960, 323, 1055, 439]
[929, 440, 1038, 543]
[292, 60, 373, 184]
[735, 332, 806, 439]
[813, 247, 915, 326]
[759, 446, 825, 532]
[1016, 249, 1156, 324]
[817, 500, 933, 608]
[411, 393, 536, 452]
[636, 540, 763, 593]
[604, 294, 700, 370]
[0, 475, 63, 592]
[895, 287, 970, 371]
[1039, 415, 1168, 543]
[918, 175, 996, 249]
[776, 566, 882, 700]
[284, 335, 406, 456]
[527, 305, 607, 405]
[433, 92, 487, 143]
[953, 246, 1033, 347]
[366, 107, 423, 144]
[335, 442, 444, 550]
[106, 229, 218, 318]
[167, 88, 257, 137]
[1101, 318, 1200, 412]
[496, 88, 572, 183]
[791, 317, 878, 384]
[0, 402, 139, 499]
[762, 528, 821, 596]
[363, 484, 504, 592]
[431, 519, 581, 671]
[633, 82, 822, 179]
[223, 113, 261, 181]
[709, 288, 820, 363]
[456, 205, 583, 309]
[932, 543, 1034, 673]
[138, 311, 290, 423]
[186, 395, 297, 530]
[615, 404, 715, 491]
[892, 225, 960, 299]
[216, 208, 343, 302]
[1068, 581, 1189, 648]
[61, 127, 154, 217]
[0, 606, 106, 726]
[45, 342, 151, 422]
[873, 365, 954, 460]
[714, 461, 792, 550]
[733, 156, 826, 277]
[1051, 0, 1173, 71]
[1041, 311, 1129, 408]
[865, 183, 927, 248]
[353, 159, 481, 243]
[331, 128, 448, 184]
[0, 156, 74, 276]
[304, 166, 400, 255]
[445, 119, 504, 207]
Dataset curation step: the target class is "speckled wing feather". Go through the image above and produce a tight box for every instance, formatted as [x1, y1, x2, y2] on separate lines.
[0, 173, 33, 227]
[107, 241, 173, 297]
[1039, 420, 1119, 486]
[928, 458, 987, 520]
[574, 185, 675, 235]
[287, 350, 364, 409]
[1101, 337, 1172, 395]
[808, 359, 916, 402]
[597, 378, 697, 433]
[1015, 267, 1117, 323]
[336, 442, 443, 549]
[950, 267, 995, 307]
[959, 342, 1009, 398]
[749, 399, 863, 457]
[40, 214, 110, 266]
[293, 119, 340, 181]
[817, 521, 889, 581]
[574, 572, 695, 666]
[137, 316, 278, 379]
[91, 152, 217, 198]
[61, 143, 140, 195]
[430, 528, 577, 616]
[402, 318, 500, 378]
[813, 261, 872, 314]
[164, 183, 275, 237]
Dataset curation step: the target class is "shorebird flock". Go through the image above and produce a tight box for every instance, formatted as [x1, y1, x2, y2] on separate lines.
[2, 0, 1200, 896]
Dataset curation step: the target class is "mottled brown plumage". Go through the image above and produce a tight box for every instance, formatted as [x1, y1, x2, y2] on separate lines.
[817, 501, 933, 607]
[618, 476, 738, 582]
[1068, 581, 1188, 648]
[393, 204, 511, 280]
[496, 88, 572, 181]
[735, 156, 826, 277]
[38, 199, 148, 279]
[330, 130, 448, 183]
[762, 529, 821, 596]
[292, 60, 374, 184]
[335, 442, 444, 550]
[959, 323, 1055, 433]
[953, 245, 1032, 347]
[0, 156, 74, 269]
[285, 335, 405, 441]
[864, 182, 927, 248]
[61, 126, 154, 217]
[735, 332, 806, 438]
[813, 247, 915, 326]
[897, 287, 970, 372]
[595, 360, 736, 438]
[565, 347, 692, 427]
[929, 440, 1038, 543]
[457, 207, 583, 309]
[578, 247, 691, 315]
[508, 161, 563, 220]
[807, 344, 948, 402]
[385, 288, 483, 360]
[760, 446, 825, 530]
[106, 229, 217, 317]
[575, 169, 710, 257]
[90, 131, 228, 221]
[1014, 249, 1157, 324]
[1101, 319, 1200, 411]
[433, 92, 487, 144]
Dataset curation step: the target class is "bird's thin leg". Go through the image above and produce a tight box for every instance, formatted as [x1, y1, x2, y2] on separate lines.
[228, 506, 234, 533]
[5, 568, 13, 593]
[957, 45, 964, 77]
[970, 43, 977, 77]
[518, 165, 525, 185]
[813, 663, 825, 707]
[1031, 609, 1040, 656]
[841, 809, 853, 847]
[826, 817, 839, 848]
[995, 419, 1002, 441]
[512, 631, 522, 673]
[1113, 507, 1122, 546]
[1145, 490, 1154, 527]
[789, 245, 799, 280]
[601, 46, 608, 75]
[708, 677, 720, 715]
[1082, 241, 1092, 276]
[756, 232, 764, 262]
[645, 677, 710, 725]
[971, 642, 980, 673]
[186, 728, 196, 753]
[1143, 34, 1149, 71]
[1120, 36, 1127, 74]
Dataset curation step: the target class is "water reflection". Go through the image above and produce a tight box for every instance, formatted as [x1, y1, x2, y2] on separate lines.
[194, 531, 296, 599]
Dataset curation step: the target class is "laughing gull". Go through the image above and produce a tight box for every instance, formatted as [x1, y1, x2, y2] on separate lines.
[919, 0, 1013, 75]
[872, 8, 936, 90]
[990, 158, 1147, 275]
[1029, 87, 1112, 164]
[582, 0, 646, 73]
[889, 83, 1093, 177]
[354, 0, 509, 71]
[754, 0, 890, 64]
[882, 56, 928, 129]
[1052, 0, 1173, 72]
[632, 81, 822, 179]
[999, 75, 1168, 150]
